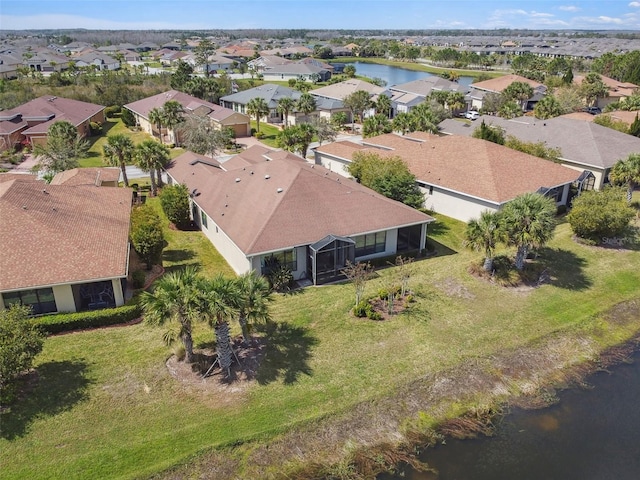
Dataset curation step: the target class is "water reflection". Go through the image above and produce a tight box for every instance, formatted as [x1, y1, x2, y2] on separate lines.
[346, 62, 474, 88]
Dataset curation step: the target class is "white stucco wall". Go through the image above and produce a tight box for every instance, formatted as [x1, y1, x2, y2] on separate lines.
[559, 160, 606, 190]
[313, 151, 351, 177]
[421, 185, 500, 223]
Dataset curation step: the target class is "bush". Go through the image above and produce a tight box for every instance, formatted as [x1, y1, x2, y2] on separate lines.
[353, 300, 371, 317]
[266, 264, 294, 293]
[89, 121, 102, 135]
[159, 183, 191, 229]
[0, 305, 45, 404]
[132, 270, 147, 289]
[34, 304, 141, 335]
[567, 187, 635, 241]
[130, 204, 164, 269]
[104, 105, 121, 118]
[120, 108, 136, 128]
[255, 131, 265, 139]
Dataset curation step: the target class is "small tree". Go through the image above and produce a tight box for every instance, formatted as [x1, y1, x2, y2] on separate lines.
[120, 107, 136, 127]
[32, 120, 89, 174]
[159, 183, 191, 229]
[464, 210, 501, 272]
[395, 256, 414, 297]
[567, 187, 634, 242]
[342, 260, 373, 308]
[130, 204, 164, 270]
[609, 153, 640, 204]
[0, 305, 44, 404]
[246, 97, 269, 133]
[331, 111, 348, 130]
[344, 64, 356, 78]
[472, 120, 505, 145]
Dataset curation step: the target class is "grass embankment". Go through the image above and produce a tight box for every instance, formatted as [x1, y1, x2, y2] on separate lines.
[2, 206, 640, 479]
[79, 118, 185, 168]
[333, 56, 505, 79]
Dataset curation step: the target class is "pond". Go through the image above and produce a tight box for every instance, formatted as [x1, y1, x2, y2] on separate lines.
[381, 349, 640, 480]
[344, 62, 474, 89]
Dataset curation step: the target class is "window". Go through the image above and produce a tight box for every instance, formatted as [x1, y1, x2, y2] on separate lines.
[545, 186, 563, 203]
[3, 287, 57, 315]
[261, 249, 297, 274]
[397, 224, 423, 252]
[355, 231, 386, 257]
[200, 210, 208, 229]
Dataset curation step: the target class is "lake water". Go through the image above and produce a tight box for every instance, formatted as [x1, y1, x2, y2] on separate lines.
[381, 349, 640, 480]
[346, 62, 474, 89]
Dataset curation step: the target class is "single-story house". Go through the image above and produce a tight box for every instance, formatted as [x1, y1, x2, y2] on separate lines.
[184, 53, 235, 73]
[125, 90, 251, 141]
[0, 96, 105, 151]
[389, 77, 468, 115]
[311, 79, 390, 121]
[439, 114, 640, 190]
[314, 132, 580, 222]
[573, 74, 639, 109]
[0, 179, 132, 314]
[50, 167, 121, 187]
[467, 74, 546, 112]
[74, 52, 120, 71]
[261, 63, 331, 83]
[165, 146, 434, 284]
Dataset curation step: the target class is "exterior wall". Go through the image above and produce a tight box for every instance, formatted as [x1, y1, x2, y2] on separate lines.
[354, 228, 398, 262]
[112, 278, 125, 307]
[252, 245, 308, 280]
[313, 151, 351, 177]
[559, 160, 607, 190]
[0, 129, 26, 152]
[52, 284, 76, 312]
[421, 185, 500, 222]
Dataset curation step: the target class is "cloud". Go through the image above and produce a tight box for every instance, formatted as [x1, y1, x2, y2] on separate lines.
[559, 5, 581, 12]
[629, 2, 640, 7]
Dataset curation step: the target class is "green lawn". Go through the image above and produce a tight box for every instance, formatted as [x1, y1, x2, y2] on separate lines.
[2, 210, 640, 479]
[250, 120, 281, 148]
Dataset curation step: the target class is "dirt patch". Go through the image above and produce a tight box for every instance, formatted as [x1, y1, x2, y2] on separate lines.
[435, 277, 475, 299]
[164, 337, 266, 406]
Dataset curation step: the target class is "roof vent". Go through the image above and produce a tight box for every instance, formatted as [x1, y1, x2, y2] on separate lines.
[43, 189, 48, 194]
[22, 205, 27, 209]
[277, 188, 283, 193]
[235, 177, 241, 182]
[265, 174, 270, 179]
[250, 171, 254, 175]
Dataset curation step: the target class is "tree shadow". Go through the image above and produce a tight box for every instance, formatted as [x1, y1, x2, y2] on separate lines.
[537, 247, 592, 290]
[255, 321, 318, 385]
[426, 238, 457, 257]
[426, 219, 450, 237]
[1, 360, 92, 440]
[162, 249, 196, 263]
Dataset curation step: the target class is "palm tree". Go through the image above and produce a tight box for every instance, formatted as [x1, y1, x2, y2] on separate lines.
[139, 266, 204, 364]
[376, 94, 392, 118]
[276, 97, 295, 128]
[464, 211, 501, 272]
[161, 100, 184, 146]
[503, 81, 534, 112]
[609, 153, 640, 204]
[295, 93, 317, 122]
[500, 193, 557, 271]
[148, 107, 164, 143]
[235, 271, 273, 344]
[201, 274, 240, 378]
[103, 134, 134, 187]
[362, 114, 392, 138]
[392, 112, 415, 135]
[410, 103, 439, 134]
[246, 97, 269, 133]
[135, 140, 170, 196]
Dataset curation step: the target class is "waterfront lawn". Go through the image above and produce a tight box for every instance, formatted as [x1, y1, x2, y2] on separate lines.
[2, 213, 640, 479]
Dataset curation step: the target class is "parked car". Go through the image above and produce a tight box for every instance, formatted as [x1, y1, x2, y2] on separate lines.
[465, 111, 480, 120]
[583, 106, 602, 115]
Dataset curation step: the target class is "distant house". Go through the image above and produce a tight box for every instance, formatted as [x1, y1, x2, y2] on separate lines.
[165, 146, 434, 284]
[439, 114, 640, 190]
[573, 74, 639, 109]
[467, 74, 546, 111]
[0, 179, 132, 314]
[0, 96, 105, 152]
[260, 62, 331, 83]
[311, 79, 390, 121]
[389, 77, 468, 115]
[314, 132, 580, 222]
[74, 52, 120, 71]
[125, 90, 251, 141]
[23, 51, 70, 72]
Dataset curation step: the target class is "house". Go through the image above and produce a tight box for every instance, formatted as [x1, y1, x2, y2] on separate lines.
[439, 115, 640, 190]
[314, 132, 580, 222]
[311, 79, 390, 121]
[0, 179, 132, 314]
[0, 96, 105, 152]
[50, 167, 121, 187]
[260, 62, 331, 83]
[573, 74, 639, 109]
[389, 77, 468, 115]
[164, 146, 434, 284]
[467, 74, 546, 111]
[74, 52, 120, 71]
[23, 51, 70, 72]
[124, 90, 251, 141]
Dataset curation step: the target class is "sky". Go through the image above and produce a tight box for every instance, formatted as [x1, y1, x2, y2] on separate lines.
[1, 0, 640, 31]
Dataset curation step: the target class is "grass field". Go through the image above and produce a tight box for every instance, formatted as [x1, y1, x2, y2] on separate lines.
[2, 204, 640, 479]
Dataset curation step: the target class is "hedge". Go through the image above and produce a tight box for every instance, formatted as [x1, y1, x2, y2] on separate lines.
[34, 304, 142, 335]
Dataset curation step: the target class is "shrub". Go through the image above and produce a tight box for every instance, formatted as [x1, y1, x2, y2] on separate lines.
[34, 304, 141, 335]
[353, 300, 371, 318]
[567, 187, 635, 241]
[104, 105, 121, 118]
[120, 108, 136, 127]
[130, 204, 164, 269]
[89, 121, 102, 135]
[132, 270, 147, 289]
[159, 183, 191, 229]
[0, 305, 45, 404]
[255, 131, 265, 139]
[266, 264, 294, 293]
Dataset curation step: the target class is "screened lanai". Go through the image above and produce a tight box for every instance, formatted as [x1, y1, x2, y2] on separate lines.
[308, 234, 355, 285]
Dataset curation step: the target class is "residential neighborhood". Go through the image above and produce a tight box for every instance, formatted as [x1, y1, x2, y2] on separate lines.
[2, 19, 640, 480]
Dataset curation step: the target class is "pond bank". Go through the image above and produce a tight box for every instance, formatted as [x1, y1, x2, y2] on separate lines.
[155, 298, 640, 479]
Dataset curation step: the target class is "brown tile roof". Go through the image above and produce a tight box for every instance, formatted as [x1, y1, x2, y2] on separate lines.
[606, 110, 640, 126]
[0, 173, 42, 183]
[0, 181, 132, 291]
[166, 147, 433, 256]
[1, 96, 104, 135]
[50, 167, 121, 186]
[317, 133, 579, 204]
[574, 74, 638, 99]
[124, 90, 240, 122]
[470, 74, 544, 93]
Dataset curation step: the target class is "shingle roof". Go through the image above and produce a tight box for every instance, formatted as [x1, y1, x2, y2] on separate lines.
[311, 79, 386, 101]
[220, 84, 300, 108]
[124, 90, 240, 122]
[390, 77, 466, 97]
[50, 167, 121, 186]
[439, 115, 640, 169]
[166, 146, 433, 256]
[470, 74, 545, 93]
[0, 181, 132, 291]
[317, 133, 579, 204]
